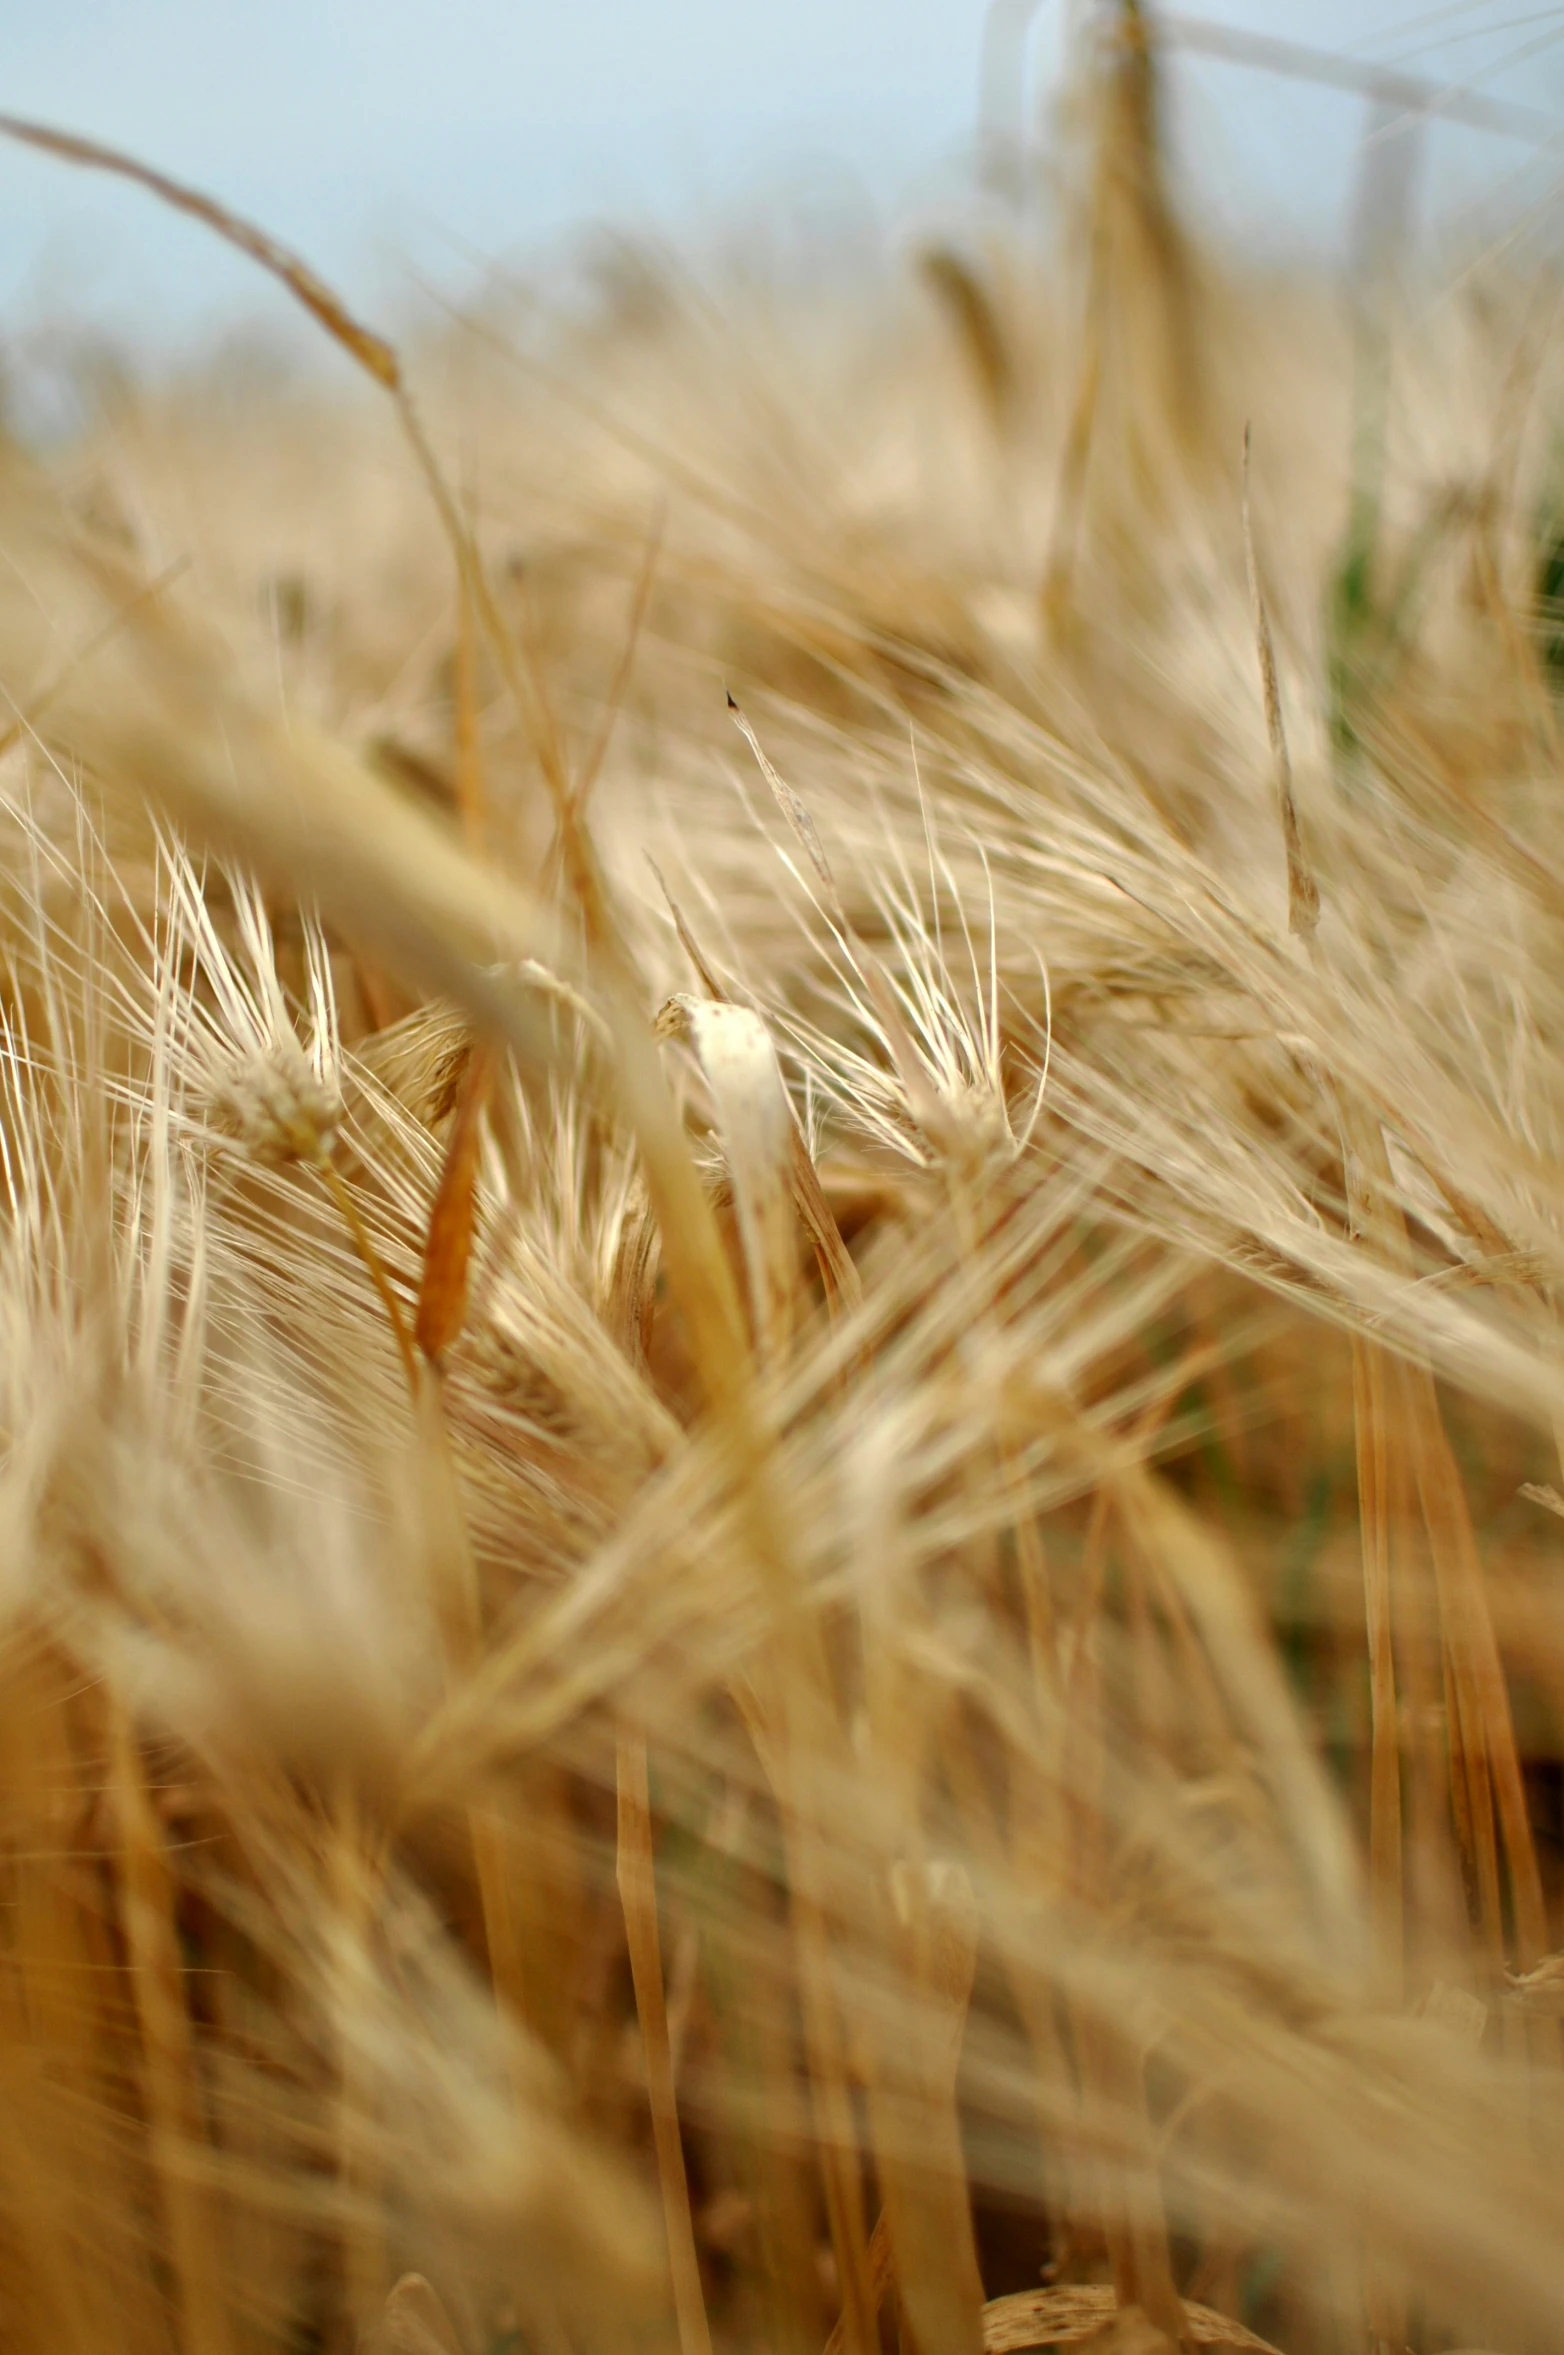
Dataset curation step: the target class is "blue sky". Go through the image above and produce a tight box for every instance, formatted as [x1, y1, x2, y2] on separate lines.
[3, 3, 1562, 359]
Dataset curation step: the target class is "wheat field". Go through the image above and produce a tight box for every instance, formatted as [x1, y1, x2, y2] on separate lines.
[0, 9, 1562, 2355]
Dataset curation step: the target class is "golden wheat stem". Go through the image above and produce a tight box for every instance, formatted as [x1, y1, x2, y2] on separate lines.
[615, 1730, 714, 2355]
[106, 1702, 237, 2355]
[317, 1156, 419, 1396]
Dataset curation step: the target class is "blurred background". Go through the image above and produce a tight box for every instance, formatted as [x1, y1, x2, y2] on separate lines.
[4, 1, 1564, 384]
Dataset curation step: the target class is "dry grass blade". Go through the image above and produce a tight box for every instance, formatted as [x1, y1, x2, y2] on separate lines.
[1349, 1318, 1409, 2344]
[650, 857, 730, 1003]
[616, 1732, 714, 2355]
[576, 502, 668, 816]
[822, 2213, 895, 2355]
[866, 1861, 985, 2355]
[1094, 1444, 1359, 1941]
[1406, 1375, 1552, 1976]
[728, 694, 841, 916]
[918, 246, 1014, 425]
[319, 1155, 420, 1394]
[108, 1704, 237, 2355]
[452, 537, 485, 848]
[1345, 1148, 1407, 1999]
[1241, 428, 1320, 939]
[788, 1127, 862, 1317]
[1055, 1477, 1185, 2352]
[0, 116, 401, 387]
[415, 1041, 496, 1364]
[1042, 306, 1102, 628]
